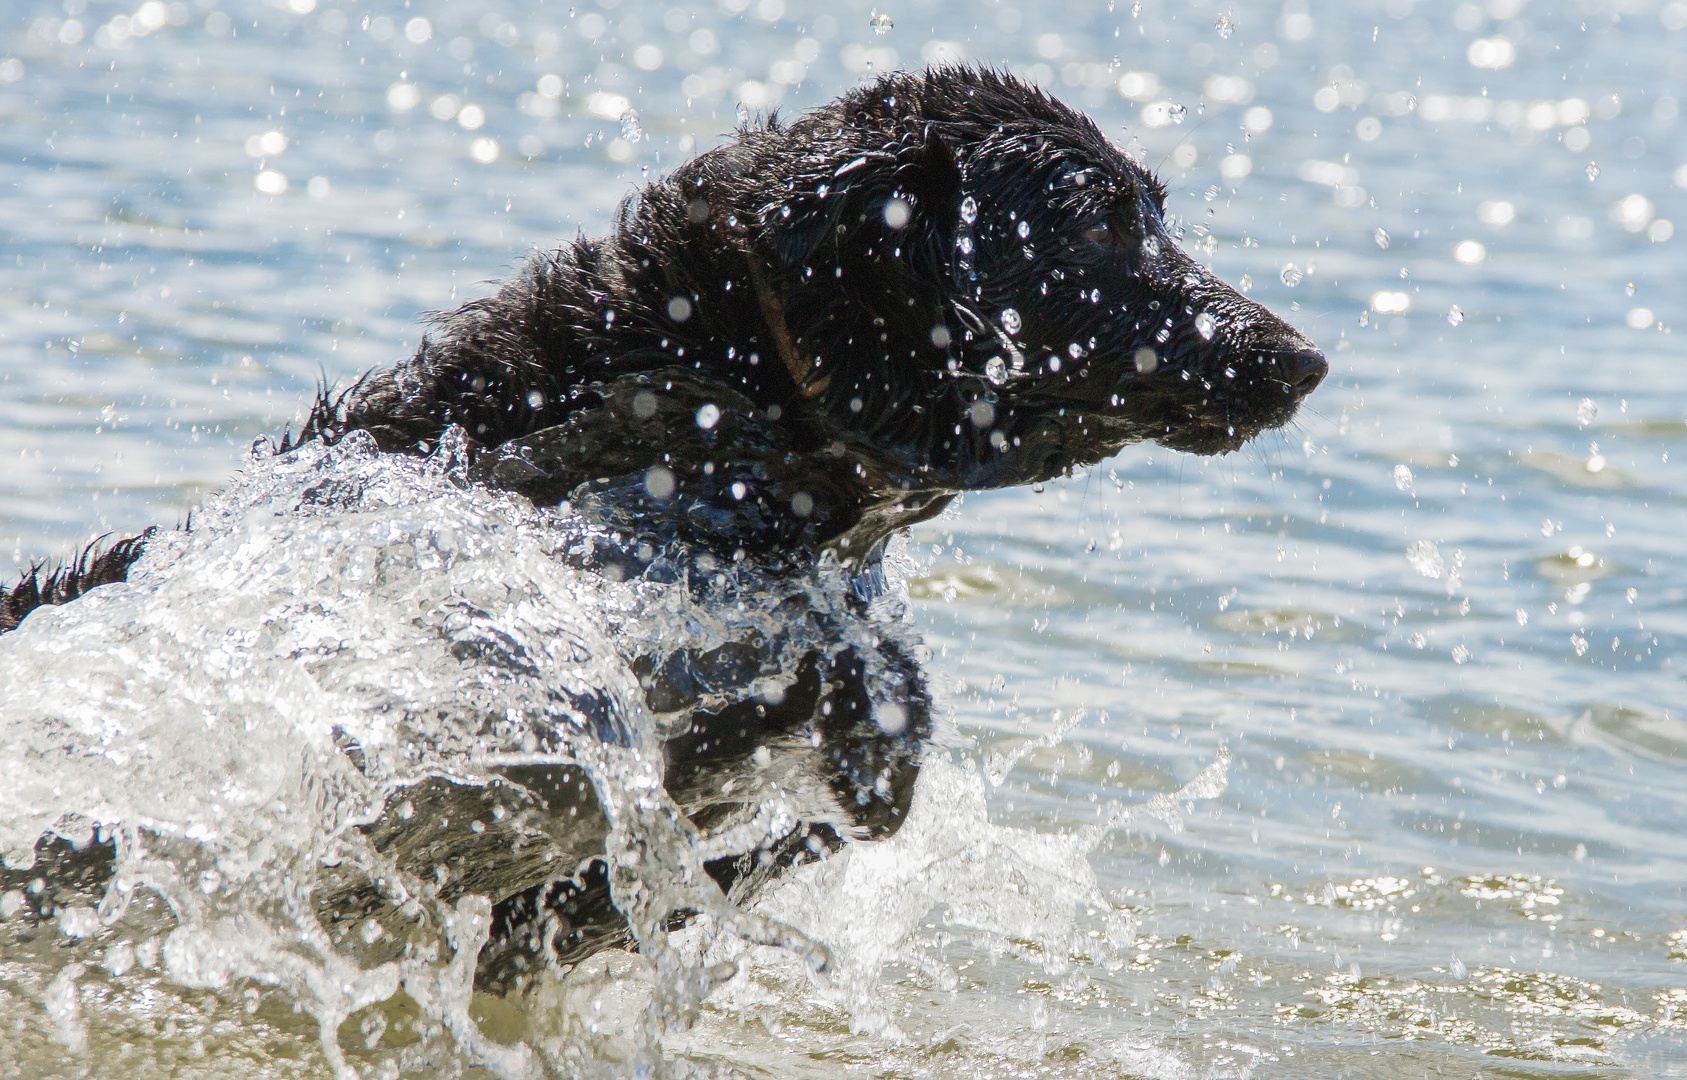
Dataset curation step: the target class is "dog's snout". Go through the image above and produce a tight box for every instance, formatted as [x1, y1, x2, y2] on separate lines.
[1278, 347, 1328, 393]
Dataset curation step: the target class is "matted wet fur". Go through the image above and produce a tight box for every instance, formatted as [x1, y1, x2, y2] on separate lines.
[3, 67, 1323, 978]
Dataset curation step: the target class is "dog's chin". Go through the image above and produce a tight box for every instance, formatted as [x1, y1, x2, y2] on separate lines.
[1156, 425, 1251, 456]
[1154, 405, 1303, 456]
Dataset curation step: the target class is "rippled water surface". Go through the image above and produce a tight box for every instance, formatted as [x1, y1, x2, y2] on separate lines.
[4, 0, 1686, 1075]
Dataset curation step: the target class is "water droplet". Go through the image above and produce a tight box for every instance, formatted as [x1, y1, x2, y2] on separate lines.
[1168, 103, 1188, 124]
[1000, 308, 1022, 335]
[959, 195, 978, 224]
[1357, 309, 1370, 326]
[957, 236, 974, 255]
[1374, 227, 1390, 249]
[1406, 539, 1443, 578]
[695, 403, 721, 430]
[526, 389, 546, 408]
[1237, 273, 1253, 293]
[985, 356, 1008, 384]
[1215, 13, 1235, 37]
[1194, 312, 1216, 340]
[1585, 161, 1600, 180]
[620, 110, 643, 142]
[1134, 347, 1157, 373]
[1446, 305, 1464, 326]
[1279, 263, 1303, 287]
[1393, 463, 1414, 491]
[1625, 282, 1637, 296]
[1017, 219, 1031, 239]
[1451, 644, 1472, 664]
[869, 10, 893, 34]
[1576, 398, 1597, 426]
[1450, 957, 1468, 979]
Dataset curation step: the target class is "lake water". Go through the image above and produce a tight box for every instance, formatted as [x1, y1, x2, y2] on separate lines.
[3, 0, 1686, 1076]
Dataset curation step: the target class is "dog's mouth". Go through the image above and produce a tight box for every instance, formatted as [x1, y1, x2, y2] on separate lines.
[1098, 342, 1327, 456]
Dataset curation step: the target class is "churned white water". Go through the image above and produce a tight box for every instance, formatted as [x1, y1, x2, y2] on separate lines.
[4, 0, 1687, 1076]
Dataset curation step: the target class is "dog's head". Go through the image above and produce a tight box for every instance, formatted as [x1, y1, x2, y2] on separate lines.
[740, 67, 1324, 487]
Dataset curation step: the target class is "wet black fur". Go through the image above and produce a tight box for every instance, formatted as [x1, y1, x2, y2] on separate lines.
[0, 531, 154, 634]
[3, 68, 1323, 978]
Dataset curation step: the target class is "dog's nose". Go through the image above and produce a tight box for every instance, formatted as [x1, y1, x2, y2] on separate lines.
[1278, 347, 1327, 393]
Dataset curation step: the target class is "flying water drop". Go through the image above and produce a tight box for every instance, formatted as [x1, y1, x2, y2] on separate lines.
[985, 356, 1008, 384]
[620, 110, 643, 142]
[1406, 539, 1444, 579]
[1000, 307, 1023, 335]
[1585, 161, 1600, 180]
[1374, 227, 1390, 249]
[959, 195, 978, 224]
[1279, 263, 1303, 287]
[1446, 305, 1464, 326]
[1193, 311, 1216, 340]
[1392, 463, 1414, 491]
[1576, 398, 1598, 426]
[1215, 13, 1235, 37]
[869, 10, 893, 33]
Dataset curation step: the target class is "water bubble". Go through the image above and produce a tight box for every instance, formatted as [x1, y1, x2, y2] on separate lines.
[1406, 539, 1444, 578]
[1453, 240, 1486, 264]
[1000, 308, 1023, 335]
[1374, 227, 1390, 248]
[1017, 219, 1031, 239]
[1279, 263, 1303, 287]
[695, 403, 720, 430]
[645, 466, 676, 498]
[985, 356, 1008, 384]
[1446, 305, 1464, 326]
[1393, 463, 1414, 491]
[1371, 290, 1410, 314]
[1194, 312, 1216, 340]
[1215, 13, 1235, 37]
[869, 10, 893, 33]
[1576, 398, 1597, 426]
[959, 195, 978, 224]
[1585, 161, 1600, 180]
[1238, 273, 1253, 293]
[620, 110, 643, 142]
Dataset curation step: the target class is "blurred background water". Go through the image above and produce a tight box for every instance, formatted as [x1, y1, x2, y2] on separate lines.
[3, 0, 1686, 1075]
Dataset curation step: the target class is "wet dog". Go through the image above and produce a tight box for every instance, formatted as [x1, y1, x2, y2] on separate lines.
[2, 67, 1323, 979]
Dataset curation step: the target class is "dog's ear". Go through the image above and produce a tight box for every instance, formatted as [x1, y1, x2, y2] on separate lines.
[763, 126, 962, 268]
[895, 125, 962, 214]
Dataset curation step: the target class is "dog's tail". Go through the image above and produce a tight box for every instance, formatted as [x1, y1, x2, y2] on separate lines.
[0, 528, 156, 635]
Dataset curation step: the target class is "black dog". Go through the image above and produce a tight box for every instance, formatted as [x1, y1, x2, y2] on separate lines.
[2, 67, 1322, 983]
